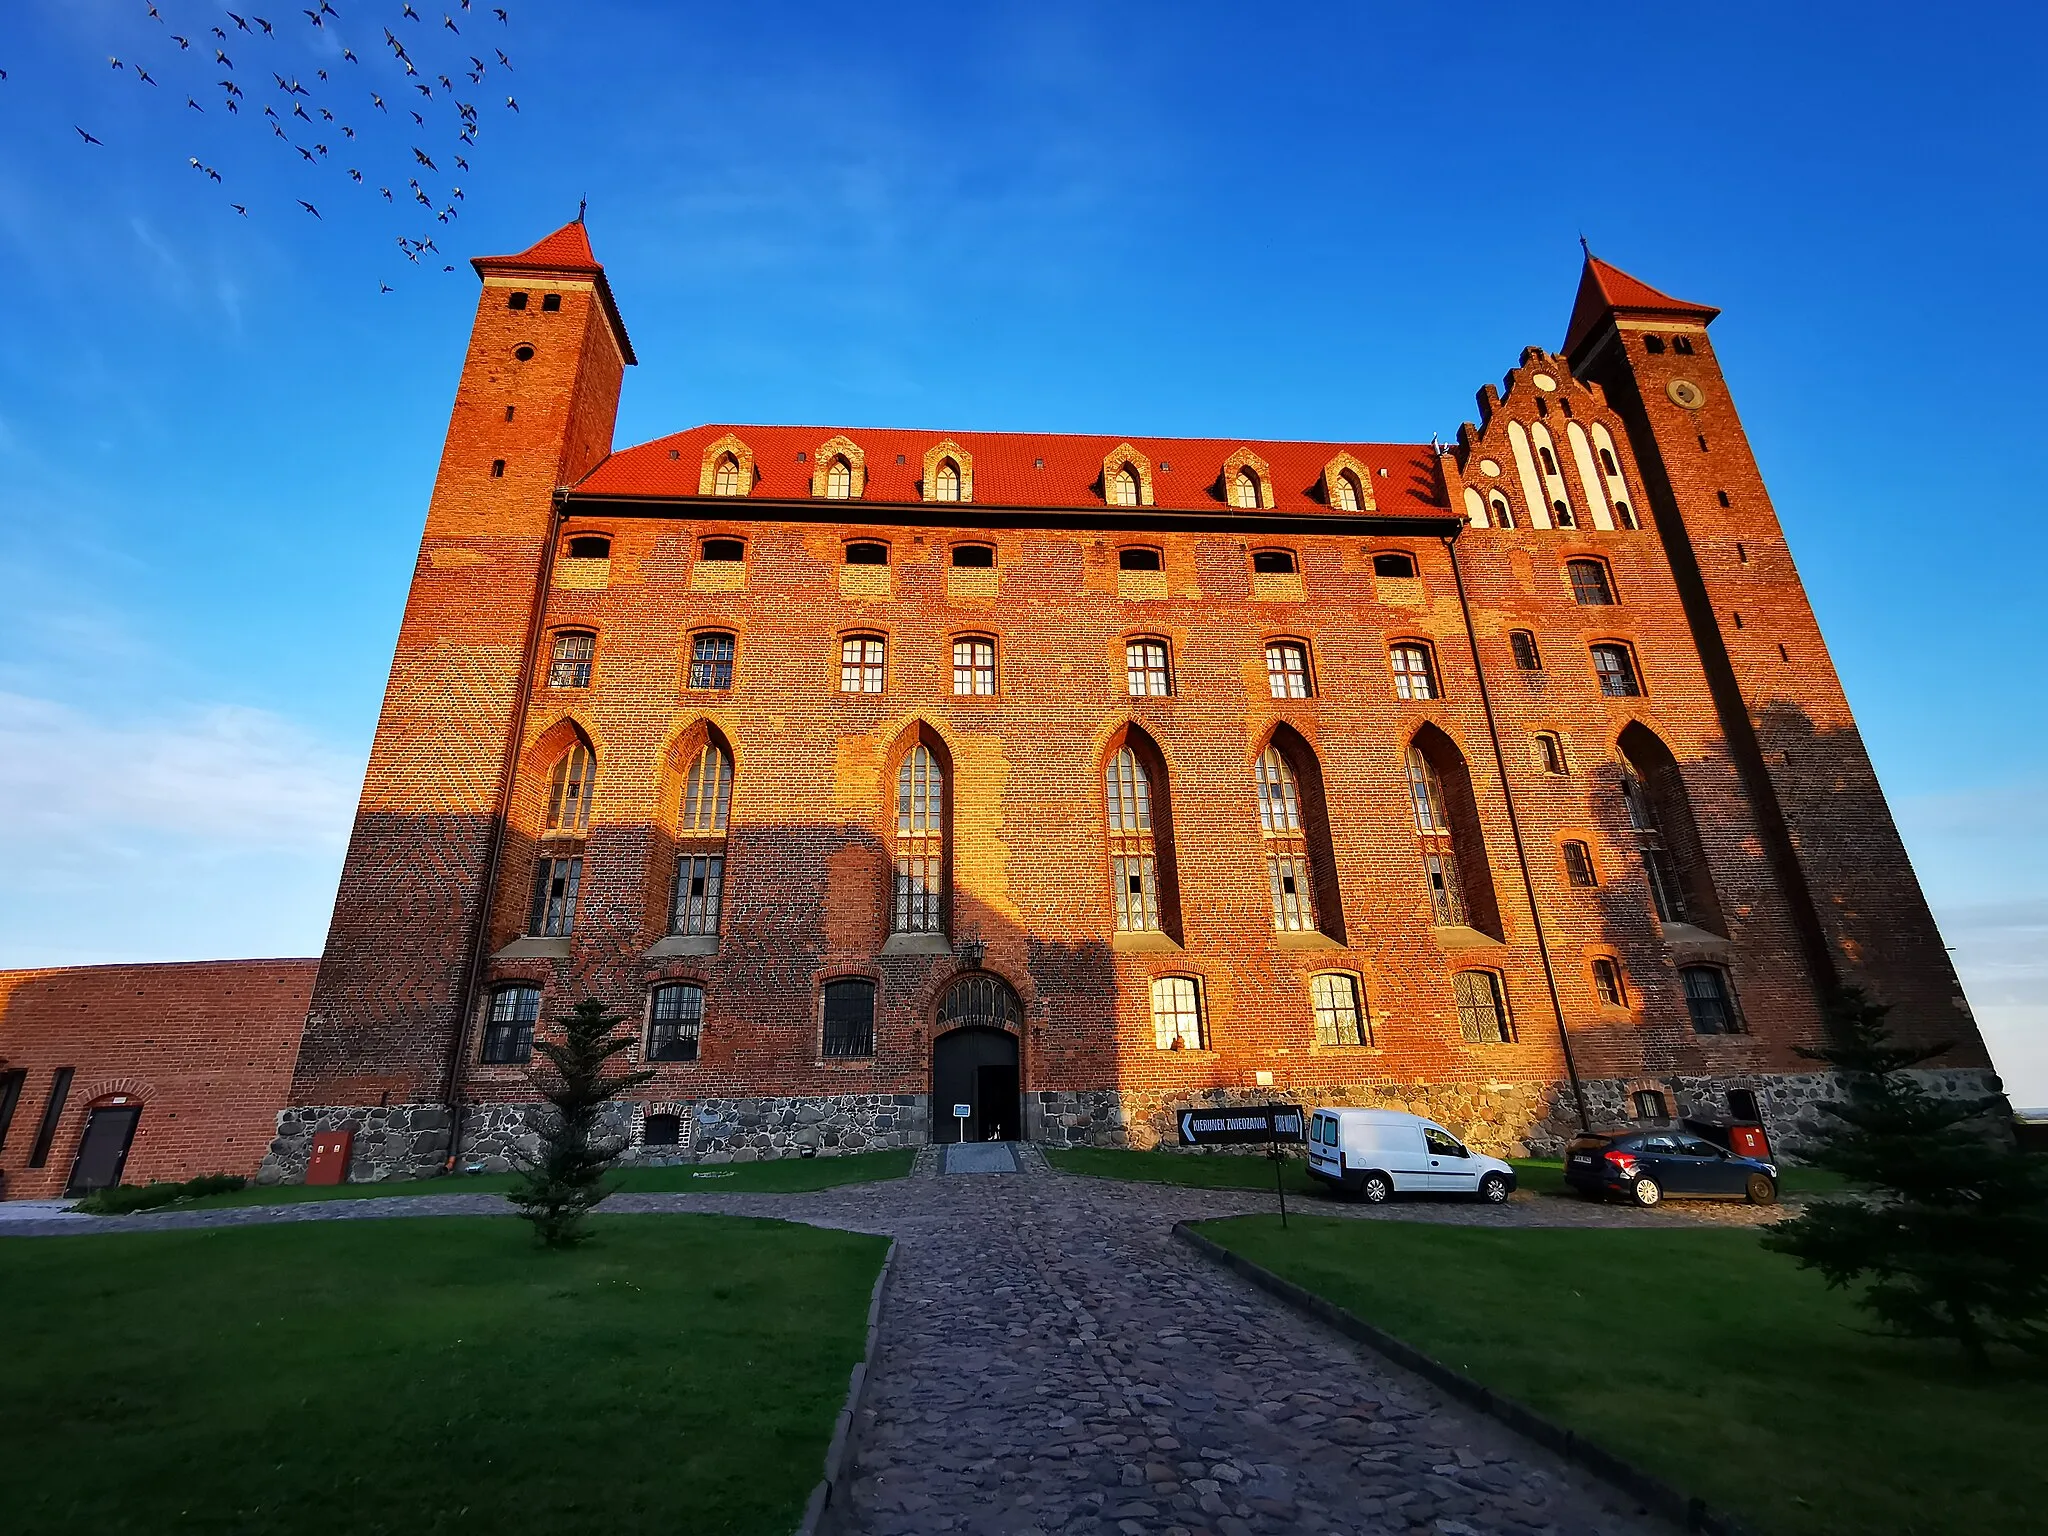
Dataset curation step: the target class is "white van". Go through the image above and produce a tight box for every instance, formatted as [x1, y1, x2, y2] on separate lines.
[1305, 1107, 1517, 1204]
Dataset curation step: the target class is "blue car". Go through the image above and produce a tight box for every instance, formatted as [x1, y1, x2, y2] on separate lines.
[1564, 1128, 1778, 1207]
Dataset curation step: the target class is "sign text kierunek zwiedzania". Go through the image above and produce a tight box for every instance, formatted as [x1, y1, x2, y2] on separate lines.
[1176, 1104, 1305, 1146]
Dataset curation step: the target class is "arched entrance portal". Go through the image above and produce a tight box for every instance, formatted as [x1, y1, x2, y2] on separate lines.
[932, 974, 1023, 1143]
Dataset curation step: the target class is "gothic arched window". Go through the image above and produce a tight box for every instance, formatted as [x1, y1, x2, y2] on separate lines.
[825, 456, 853, 499]
[672, 739, 732, 937]
[1255, 746, 1315, 932]
[894, 744, 945, 934]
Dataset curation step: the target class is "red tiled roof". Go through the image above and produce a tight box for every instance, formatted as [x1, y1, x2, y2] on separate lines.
[573, 425, 1449, 517]
[472, 218, 636, 364]
[1562, 255, 1720, 358]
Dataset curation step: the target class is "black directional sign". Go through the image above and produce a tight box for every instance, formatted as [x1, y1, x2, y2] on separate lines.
[1176, 1103, 1306, 1146]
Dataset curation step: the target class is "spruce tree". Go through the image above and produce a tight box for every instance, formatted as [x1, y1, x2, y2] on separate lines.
[509, 998, 655, 1248]
[1760, 986, 2048, 1369]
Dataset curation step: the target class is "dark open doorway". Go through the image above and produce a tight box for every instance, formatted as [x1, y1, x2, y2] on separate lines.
[65, 1104, 141, 1197]
[932, 1027, 1021, 1142]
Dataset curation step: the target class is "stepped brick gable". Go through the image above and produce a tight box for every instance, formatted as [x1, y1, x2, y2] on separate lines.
[254, 230, 1995, 1182]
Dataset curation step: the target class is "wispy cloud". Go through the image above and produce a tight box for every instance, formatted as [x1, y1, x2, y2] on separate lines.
[1931, 898, 2048, 1109]
[0, 691, 362, 854]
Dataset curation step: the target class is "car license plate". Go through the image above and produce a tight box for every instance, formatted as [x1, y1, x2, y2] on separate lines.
[1569, 1154, 1592, 1165]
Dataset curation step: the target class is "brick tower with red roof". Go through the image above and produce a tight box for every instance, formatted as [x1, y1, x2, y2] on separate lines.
[261, 228, 1997, 1183]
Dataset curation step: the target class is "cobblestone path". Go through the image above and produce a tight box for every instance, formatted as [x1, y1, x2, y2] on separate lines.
[1, 1154, 1712, 1534]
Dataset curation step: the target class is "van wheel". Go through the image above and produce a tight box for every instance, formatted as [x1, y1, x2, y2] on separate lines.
[1359, 1172, 1393, 1204]
[1478, 1172, 1511, 1205]
[1745, 1174, 1778, 1206]
[1630, 1176, 1663, 1208]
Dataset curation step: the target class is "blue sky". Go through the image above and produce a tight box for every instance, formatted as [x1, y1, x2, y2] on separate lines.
[2, 1, 2043, 1100]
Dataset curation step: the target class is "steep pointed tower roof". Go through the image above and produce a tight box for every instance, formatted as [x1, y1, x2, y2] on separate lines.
[472, 217, 635, 364]
[1562, 254, 1719, 361]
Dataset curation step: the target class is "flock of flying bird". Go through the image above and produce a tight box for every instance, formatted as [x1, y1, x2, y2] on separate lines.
[72, 1, 525, 289]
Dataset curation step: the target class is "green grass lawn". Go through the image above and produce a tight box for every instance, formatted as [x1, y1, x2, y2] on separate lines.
[1198, 1214, 2047, 1536]
[1046, 1144, 1327, 1196]
[1510, 1157, 1847, 1199]
[158, 1146, 916, 1210]
[0, 1214, 886, 1535]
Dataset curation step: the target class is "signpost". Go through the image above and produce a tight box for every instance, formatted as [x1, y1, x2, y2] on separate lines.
[1177, 1103, 1305, 1228]
[953, 1103, 972, 1143]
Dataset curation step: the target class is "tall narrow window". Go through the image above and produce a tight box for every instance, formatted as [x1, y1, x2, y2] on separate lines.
[822, 978, 876, 1057]
[1106, 747, 1160, 932]
[529, 855, 582, 936]
[952, 637, 996, 696]
[1109, 465, 1141, 507]
[481, 985, 540, 1064]
[1310, 972, 1368, 1047]
[689, 632, 736, 690]
[648, 983, 705, 1062]
[1265, 641, 1312, 698]
[1592, 957, 1627, 1005]
[1390, 644, 1437, 701]
[825, 457, 853, 498]
[894, 745, 945, 934]
[1255, 746, 1316, 932]
[1126, 638, 1171, 697]
[1453, 971, 1513, 1043]
[840, 635, 886, 693]
[1535, 732, 1567, 775]
[1488, 491, 1515, 529]
[1151, 976, 1205, 1050]
[1568, 559, 1616, 605]
[713, 454, 742, 496]
[1333, 471, 1362, 511]
[26, 1067, 72, 1167]
[672, 740, 731, 937]
[1232, 469, 1261, 509]
[1509, 630, 1542, 671]
[1622, 771, 1687, 923]
[1562, 839, 1598, 887]
[545, 744, 596, 834]
[0, 1068, 26, 1153]
[1408, 745, 1466, 925]
[1592, 643, 1641, 697]
[1682, 966, 1742, 1034]
[547, 631, 595, 689]
[934, 460, 961, 501]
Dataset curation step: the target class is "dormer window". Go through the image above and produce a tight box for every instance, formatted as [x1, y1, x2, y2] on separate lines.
[934, 461, 961, 502]
[825, 457, 853, 499]
[1232, 469, 1261, 509]
[713, 455, 741, 496]
[1110, 465, 1141, 507]
[1333, 471, 1361, 511]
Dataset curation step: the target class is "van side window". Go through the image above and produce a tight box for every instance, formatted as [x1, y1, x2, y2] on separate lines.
[1423, 1126, 1468, 1157]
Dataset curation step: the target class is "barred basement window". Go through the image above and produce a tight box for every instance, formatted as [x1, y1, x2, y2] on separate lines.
[1106, 747, 1161, 932]
[1633, 1088, 1670, 1123]
[822, 978, 876, 1057]
[1562, 839, 1598, 887]
[1592, 643, 1641, 697]
[672, 741, 731, 936]
[1682, 966, 1742, 1034]
[1151, 975, 1205, 1050]
[1408, 745, 1466, 925]
[1255, 745, 1316, 933]
[647, 983, 705, 1062]
[528, 855, 582, 936]
[1390, 643, 1437, 701]
[894, 745, 945, 934]
[1265, 640, 1312, 698]
[1126, 638, 1172, 697]
[1510, 630, 1542, 671]
[643, 1112, 682, 1146]
[952, 637, 996, 696]
[1592, 957, 1627, 1005]
[1310, 972, 1368, 1047]
[840, 634, 886, 694]
[1568, 558, 1616, 605]
[545, 744, 596, 833]
[481, 985, 539, 1063]
[547, 631, 595, 689]
[689, 632, 736, 690]
[1453, 970, 1513, 1043]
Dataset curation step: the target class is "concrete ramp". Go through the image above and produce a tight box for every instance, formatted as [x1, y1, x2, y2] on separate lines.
[942, 1142, 1018, 1175]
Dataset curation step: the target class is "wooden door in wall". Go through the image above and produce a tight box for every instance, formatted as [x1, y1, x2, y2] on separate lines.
[932, 1026, 1021, 1144]
[64, 1105, 141, 1197]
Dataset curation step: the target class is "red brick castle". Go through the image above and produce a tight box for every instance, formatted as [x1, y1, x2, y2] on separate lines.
[261, 220, 1995, 1178]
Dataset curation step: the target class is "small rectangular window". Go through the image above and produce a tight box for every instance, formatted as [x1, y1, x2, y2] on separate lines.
[1371, 552, 1416, 578]
[700, 537, 745, 562]
[1151, 976, 1206, 1050]
[1633, 1088, 1670, 1123]
[528, 855, 582, 936]
[1117, 547, 1162, 571]
[671, 853, 724, 936]
[951, 543, 995, 568]
[26, 1066, 74, 1168]
[0, 1068, 29, 1154]
[1592, 644, 1641, 697]
[481, 986, 540, 1064]
[1683, 966, 1742, 1034]
[1509, 630, 1542, 671]
[1592, 957, 1627, 1005]
[840, 635, 886, 694]
[1390, 644, 1437, 701]
[1311, 973, 1368, 1047]
[844, 541, 889, 565]
[1567, 559, 1616, 605]
[643, 1112, 682, 1146]
[1265, 641, 1312, 699]
[1562, 840, 1598, 887]
[548, 631, 595, 689]
[952, 637, 996, 696]
[541, 292, 562, 312]
[1453, 972, 1512, 1044]
[567, 535, 612, 560]
[822, 979, 876, 1058]
[1535, 733, 1567, 776]
[490, 459, 506, 478]
[1252, 549, 1296, 574]
[1727, 1088, 1761, 1122]
[689, 632, 736, 690]
[648, 984, 705, 1062]
[1125, 639, 1171, 697]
